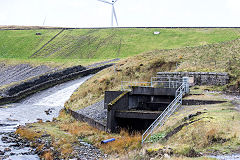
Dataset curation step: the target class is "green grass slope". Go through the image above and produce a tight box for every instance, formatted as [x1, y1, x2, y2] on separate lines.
[0, 29, 61, 59]
[31, 28, 240, 59]
[1, 28, 240, 61]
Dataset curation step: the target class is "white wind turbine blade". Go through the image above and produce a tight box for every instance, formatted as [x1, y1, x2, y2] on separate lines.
[97, 0, 112, 5]
[111, 6, 114, 26]
[112, 5, 118, 26]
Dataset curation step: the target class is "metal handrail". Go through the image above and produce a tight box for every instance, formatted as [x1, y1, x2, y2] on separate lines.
[121, 77, 183, 91]
[141, 83, 186, 144]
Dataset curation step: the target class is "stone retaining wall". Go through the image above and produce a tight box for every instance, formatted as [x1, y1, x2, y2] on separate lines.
[157, 72, 229, 86]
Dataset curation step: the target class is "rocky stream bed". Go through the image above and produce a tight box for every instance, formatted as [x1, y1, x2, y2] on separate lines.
[0, 75, 107, 160]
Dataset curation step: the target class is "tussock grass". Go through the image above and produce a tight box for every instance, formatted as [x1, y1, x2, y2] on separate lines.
[42, 151, 53, 160]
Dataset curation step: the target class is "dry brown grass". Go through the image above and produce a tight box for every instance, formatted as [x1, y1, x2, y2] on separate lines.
[52, 138, 73, 155]
[99, 130, 141, 154]
[42, 150, 54, 160]
[59, 121, 99, 137]
[58, 118, 142, 154]
[15, 127, 42, 140]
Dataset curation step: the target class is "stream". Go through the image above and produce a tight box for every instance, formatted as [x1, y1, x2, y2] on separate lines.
[0, 75, 92, 160]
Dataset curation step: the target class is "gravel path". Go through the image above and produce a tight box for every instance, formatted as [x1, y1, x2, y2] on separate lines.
[0, 64, 53, 86]
[76, 100, 107, 126]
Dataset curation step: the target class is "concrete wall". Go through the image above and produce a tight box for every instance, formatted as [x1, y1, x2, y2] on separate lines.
[157, 72, 229, 86]
[104, 91, 124, 109]
[65, 108, 106, 131]
[131, 87, 176, 96]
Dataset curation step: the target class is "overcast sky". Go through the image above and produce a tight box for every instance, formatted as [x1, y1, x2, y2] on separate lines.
[0, 0, 240, 27]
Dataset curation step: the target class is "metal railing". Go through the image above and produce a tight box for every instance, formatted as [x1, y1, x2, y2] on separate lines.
[121, 77, 182, 91]
[141, 78, 189, 144]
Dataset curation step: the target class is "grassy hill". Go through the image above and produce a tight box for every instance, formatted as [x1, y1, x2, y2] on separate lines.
[0, 28, 240, 63]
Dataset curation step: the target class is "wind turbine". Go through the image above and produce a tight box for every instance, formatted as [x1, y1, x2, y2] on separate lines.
[97, 0, 119, 26]
[42, 16, 47, 26]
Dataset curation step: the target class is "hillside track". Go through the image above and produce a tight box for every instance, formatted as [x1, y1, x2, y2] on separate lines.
[30, 29, 65, 58]
[29, 29, 123, 59]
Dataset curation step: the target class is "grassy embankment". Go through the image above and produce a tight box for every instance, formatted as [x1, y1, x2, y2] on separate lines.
[1, 28, 240, 66]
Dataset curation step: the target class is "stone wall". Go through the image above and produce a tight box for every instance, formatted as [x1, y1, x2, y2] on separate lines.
[157, 72, 229, 86]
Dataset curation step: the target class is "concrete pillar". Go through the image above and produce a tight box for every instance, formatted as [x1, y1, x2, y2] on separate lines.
[182, 77, 190, 93]
[107, 110, 117, 132]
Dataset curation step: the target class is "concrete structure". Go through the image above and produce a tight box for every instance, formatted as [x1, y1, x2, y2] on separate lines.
[105, 87, 177, 132]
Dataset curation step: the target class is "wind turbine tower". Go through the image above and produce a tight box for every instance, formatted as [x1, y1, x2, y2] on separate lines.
[97, 0, 119, 26]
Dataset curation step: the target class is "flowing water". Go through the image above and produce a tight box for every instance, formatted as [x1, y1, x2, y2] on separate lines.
[0, 75, 92, 160]
[209, 154, 240, 160]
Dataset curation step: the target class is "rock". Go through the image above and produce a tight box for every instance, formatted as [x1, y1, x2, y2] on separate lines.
[41, 134, 51, 137]
[4, 148, 11, 152]
[1, 136, 8, 142]
[45, 108, 53, 115]
[6, 118, 18, 122]
[10, 152, 15, 156]
[0, 150, 4, 155]
[186, 148, 201, 157]
[37, 119, 43, 123]
[164, 153, 171, 159]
